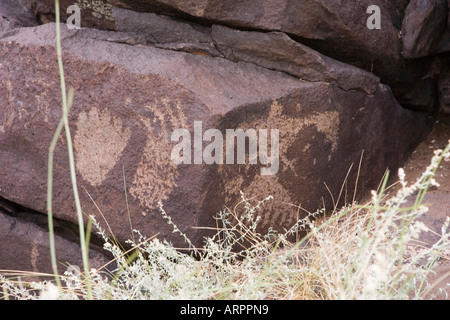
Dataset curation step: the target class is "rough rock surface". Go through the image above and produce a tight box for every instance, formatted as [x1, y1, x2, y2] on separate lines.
[211, 25, 380, 95]
[0, 0, 448, 274]
[438, 1, 450, 53]
[0, 22, 429, 249]
[401, 0, 449, 59]
[0, 207, 109, 275]
[0, 0, 38, 31]
[440, 59, 450, 114]
[141, 0, 403, 64]
[20, 0, 450, 113]
[24, 0, 404, 72]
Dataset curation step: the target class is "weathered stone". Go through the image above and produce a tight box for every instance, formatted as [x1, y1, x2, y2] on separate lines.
[28, 0, 404, 63]
[135, 0, 406, 87]
[112, 4, 435, 113]
[211, 25, 380, 95]
[0, 208, 109, 275]
[24, 0, 440, 112]
[439, 58, 450, 114]
[401, 0, 449, 59]
[19, 0, 115, 28]
[0, 0, 38, 32]
[0, 23, 430, 248]
[438, 1, 450, 54]
[16, 0, 55, 24]
[113, 8, 221, 56]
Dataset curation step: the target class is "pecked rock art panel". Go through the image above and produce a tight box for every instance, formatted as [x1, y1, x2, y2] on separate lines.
[74, 107, 131, 186]
[0, 23, 430, 248]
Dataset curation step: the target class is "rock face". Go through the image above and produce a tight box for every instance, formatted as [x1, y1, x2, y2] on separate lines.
[0, 0, 38, 31]
[401, 0, 448, 59]
[22, 1, 404, 71]
[0, 0, 447, 273]
[20, 0, 450, 112]
[0, 206, 109, 275]
[210, 25, 381, 95]
[0, 21, 429, 248]
[440, 59, 450, 114]
[438, 1, 450, 53]
[139, 0, 402, 64]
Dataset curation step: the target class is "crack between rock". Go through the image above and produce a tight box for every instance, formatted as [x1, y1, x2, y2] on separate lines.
[3, 8, 381, 97]
[211, 32, 375, 95]
[4, 1, 383, 97]
[81, 26, 372, 96]
[0, 195, 105, 250]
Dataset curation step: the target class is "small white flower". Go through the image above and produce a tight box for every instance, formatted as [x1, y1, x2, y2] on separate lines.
[398, 168, 407, 188]
[39, 284, 59, 300]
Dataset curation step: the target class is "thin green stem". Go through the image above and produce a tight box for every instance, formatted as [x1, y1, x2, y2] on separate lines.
[54, 0, 92, 299]
[46, 89, 73, 290]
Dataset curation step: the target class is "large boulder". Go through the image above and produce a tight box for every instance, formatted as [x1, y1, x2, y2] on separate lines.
[395, 0, 449, 113]
[210, 25, 380, 95]
[0, 206, 109, 275]
[20, 1, 446, 113]
[438, 1, 450, 54]
[24, 0, 405, 68]
[401, 0, 449, 59]
[0, 21, 430, 248]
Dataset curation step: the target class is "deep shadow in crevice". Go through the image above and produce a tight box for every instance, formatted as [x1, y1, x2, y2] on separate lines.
[0, 195, 106, 251]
